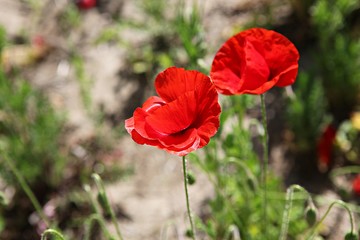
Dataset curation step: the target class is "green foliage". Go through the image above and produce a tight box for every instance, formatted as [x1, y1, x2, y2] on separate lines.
[174, 1, 206, 70]
[59, 4, 81, 30]
[287, 0, 360, 153]
[0, 69, 66, 187]
[70, 53, 93, 112]
[287, 72, 329, 150]
[97, 0, 208, 82]
[311, 0, 360, 121]
[0, 26, 6, 52]
[190, 96, 308, 239]
[141, 0, 166, 21]
[311, 0, 358, 36]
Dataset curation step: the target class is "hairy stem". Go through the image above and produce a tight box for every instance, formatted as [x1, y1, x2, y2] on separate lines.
[2, 155, 50, 227]
[92, 174, 123, 240]
[279, 185, 309, 240]
[41, 229, 65, 240]
[308, 200, 355, 239]
[182, 156, 196, 240]
[260, 94, 269, 238]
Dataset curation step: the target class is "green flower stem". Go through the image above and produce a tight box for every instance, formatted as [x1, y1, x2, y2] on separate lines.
[228, 158, 259, 190]
[84, 185, 115, 240]
[182, 156, 196, 240]
[224, 225, 241, 240]
[41, 229, 65, 240]
[83, 184, 102, 216]
[92, 174, 124, 240]
[279, 185, 310, 240]
[260, 94, 269, 238]
[330, 166, 360, 190]
[330, 166, 360, 176]
[307, 200, 355, 239]
[1, 155, 50, 227]
[84, 214, 115, 240]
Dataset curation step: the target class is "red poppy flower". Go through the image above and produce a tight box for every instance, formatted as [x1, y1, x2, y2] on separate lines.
[317, 124, 337, 170]
[352, 174, 360, 196]
[76, 0, 96, 10]
[125, 67, 221, 156]
[210, 28, 299, 95]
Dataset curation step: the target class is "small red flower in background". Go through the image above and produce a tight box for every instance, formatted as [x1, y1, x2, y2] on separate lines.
[352, 174, 360, 196]
[125, 67, 221, 156]
[76, 0, 97, 10]
[317, 124, 337, 170]
[210, 28, 299, 95]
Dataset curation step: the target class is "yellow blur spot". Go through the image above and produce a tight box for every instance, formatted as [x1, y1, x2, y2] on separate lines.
[351, 112, 360, 130]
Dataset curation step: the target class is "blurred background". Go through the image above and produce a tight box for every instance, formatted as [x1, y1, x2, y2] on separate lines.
[0, 0, 359, 239]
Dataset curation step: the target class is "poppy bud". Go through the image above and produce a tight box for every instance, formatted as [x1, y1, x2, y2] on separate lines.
[344, 232, 358, 240]
[305, 206, 317, 226]
[187, 171, 196, 185]
[185, 229, 194, 238]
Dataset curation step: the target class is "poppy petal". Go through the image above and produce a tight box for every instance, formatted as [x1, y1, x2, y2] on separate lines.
[146, 91, 197, 134]
[193, 80, 221, 133]
[163, 134, 202, 156]
[158, 128, 199, 148]
[141, 96, 166, 112]
[155, 67, 209, 102]
[210, 28, 299, 95]
[240, 28, 299, 87]
[125, 66, 221, 156]
[210, 34, 270, 95]
[274, 65, 299, 87]
[125, 117, 134, 134]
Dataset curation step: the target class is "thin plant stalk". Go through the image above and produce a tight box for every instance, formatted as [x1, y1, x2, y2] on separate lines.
[279, 185, 309, 240]
[279, 186, 295, 240]
[92, 174, 124, 240]
[1, 155, 50, 227]
[182, 156, 196, 240]
[83, 185, 116, 240]
[307, 200, 356, 239]
[260, 94, 269, 237]
[41, 229, 65, 240]
[224, 225, 241, 240]
[84, 214, 115, 240]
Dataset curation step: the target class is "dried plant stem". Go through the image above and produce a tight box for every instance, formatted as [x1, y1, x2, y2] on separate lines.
[260, 94, 269, 238]
[182, 156, 196, 240]
[2, 155, 50, 227]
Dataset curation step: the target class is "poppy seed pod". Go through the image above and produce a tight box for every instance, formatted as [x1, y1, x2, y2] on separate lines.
[305, 205, 317, 226]
[187, 171, 196, 185]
